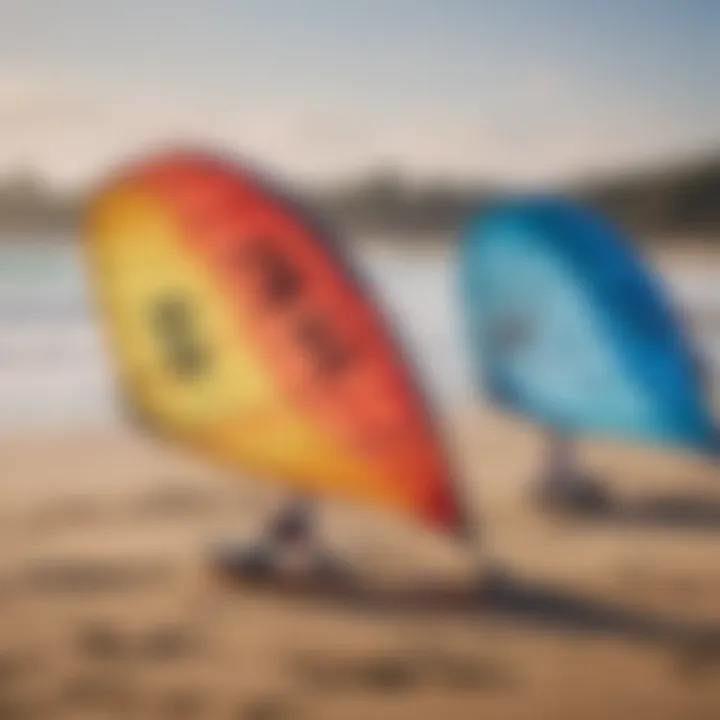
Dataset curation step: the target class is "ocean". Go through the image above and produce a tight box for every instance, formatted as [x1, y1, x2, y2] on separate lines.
[0, 238, 719, 431]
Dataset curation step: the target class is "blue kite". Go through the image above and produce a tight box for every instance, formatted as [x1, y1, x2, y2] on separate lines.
[459, 196, 717, 504]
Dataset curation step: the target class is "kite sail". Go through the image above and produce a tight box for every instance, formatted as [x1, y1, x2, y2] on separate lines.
[83, 149, 469, 535]
[459, 196, 718, 454]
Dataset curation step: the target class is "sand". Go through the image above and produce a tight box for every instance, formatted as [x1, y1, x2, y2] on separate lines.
[1, 410, 719, 719]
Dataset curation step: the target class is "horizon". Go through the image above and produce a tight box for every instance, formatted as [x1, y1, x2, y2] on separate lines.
[0, 141, 718, 198]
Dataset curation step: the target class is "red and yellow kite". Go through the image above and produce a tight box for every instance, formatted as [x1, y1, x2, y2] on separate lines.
[84, 150, 469, 536]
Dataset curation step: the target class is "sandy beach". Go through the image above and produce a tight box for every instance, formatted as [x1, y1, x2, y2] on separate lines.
[1, 408, 719, 719]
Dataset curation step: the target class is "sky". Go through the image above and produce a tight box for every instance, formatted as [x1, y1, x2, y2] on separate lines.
[1, 0, 719, 188]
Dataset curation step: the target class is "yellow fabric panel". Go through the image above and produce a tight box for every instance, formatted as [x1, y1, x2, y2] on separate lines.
[85, 183, 410, 512]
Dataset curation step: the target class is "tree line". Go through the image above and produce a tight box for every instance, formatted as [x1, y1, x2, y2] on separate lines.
[1, 150, 718, 242]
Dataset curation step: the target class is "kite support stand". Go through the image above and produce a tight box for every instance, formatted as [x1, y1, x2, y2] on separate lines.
[207, 494, 355, 588]
[533, 430, 613, 515]
[456, 499, 517, 602]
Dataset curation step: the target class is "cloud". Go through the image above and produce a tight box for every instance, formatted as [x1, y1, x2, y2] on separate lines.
[0, 70, 716, 190]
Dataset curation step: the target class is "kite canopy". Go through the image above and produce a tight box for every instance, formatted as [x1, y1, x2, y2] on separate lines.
[84, 149, 468, 535]
[459, 196, 718, 454]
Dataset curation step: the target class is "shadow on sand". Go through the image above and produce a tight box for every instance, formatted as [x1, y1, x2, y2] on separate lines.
[213, 563, 720, 657]
[541, 491, 720, 533]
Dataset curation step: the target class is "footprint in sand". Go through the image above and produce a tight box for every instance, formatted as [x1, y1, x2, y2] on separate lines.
[140, 624, 204, 662]
[0, 695, 37, 720]
[132, 483, 223, 521]
[289, 652, 424, 694]
[58, 673, 142, 715]
[157, 688, 208, 719]
[289, 648, 516, 695]
[237, 695, 302, 720]
[76, 621, 130, 661]
[0, 652, 36, 688]
[20, 557, 175, 595]
[76, 621, 204, 663]
[420, 648, 516, 691]
[670, 629, 720, 682]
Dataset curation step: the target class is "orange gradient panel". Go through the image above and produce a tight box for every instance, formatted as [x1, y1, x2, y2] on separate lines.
[83, 150, 464, 533]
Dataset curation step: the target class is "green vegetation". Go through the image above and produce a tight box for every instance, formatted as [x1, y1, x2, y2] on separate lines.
[577, 152, 720, 241]
[0, 168, 78, 235]
[308, 168, 491, 236]
[311, 150, 720, 241]
[1, 150, 718, 242]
